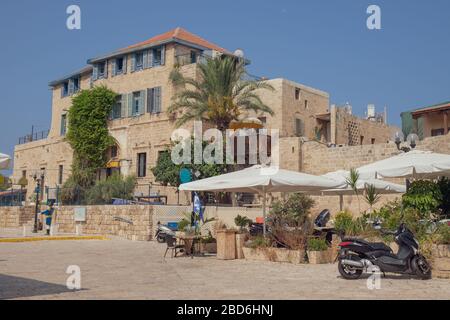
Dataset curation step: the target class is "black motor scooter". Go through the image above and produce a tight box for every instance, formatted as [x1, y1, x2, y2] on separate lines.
[337, 223, 432, 280]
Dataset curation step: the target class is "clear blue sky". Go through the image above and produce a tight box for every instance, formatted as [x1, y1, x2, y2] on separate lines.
[1, 0, 450, 175]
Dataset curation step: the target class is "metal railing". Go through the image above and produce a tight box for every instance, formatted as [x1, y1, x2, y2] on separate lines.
[18, 129, 49, 145]
[0, 189, 26, 206]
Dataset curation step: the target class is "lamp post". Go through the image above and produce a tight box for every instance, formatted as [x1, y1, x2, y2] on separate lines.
[394, 132, 419, 153]
[32, 169, 45, 233]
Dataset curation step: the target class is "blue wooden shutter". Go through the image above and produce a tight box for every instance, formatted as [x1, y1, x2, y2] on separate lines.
[143, 51, 148, 69]
[154, 87, 161, 113]
[130, 54, 136, 72]
[147, 89, 154, 113]
[139, 90, 145, 115]
[148, 49, 154, 68]
[68, 79, 74, 95]
[128, 93, 133, 117]
[123, 56, 127, 74]
[160, 46, 165, 66]
[92, 65, 98, 81]
[120, 94, 127, 118]
[104, 61, 108, 78]
[111, 59, 116, 77]
[60, 85, 64, 98]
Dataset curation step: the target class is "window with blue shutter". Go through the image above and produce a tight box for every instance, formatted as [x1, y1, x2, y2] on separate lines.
[111, 95, 123, 119]
[61, 82, 69, 98]
[73, 77, 80, 93]
[139, 90, 145, 115]
[160, 45, 165, 65]
[68, 79, 75, 95]
[143, 51, 148, 69]
[92, 65, 99, 81]
[147, 87, 162, 114]
[135, 52, 144, 71]
[127, 93, 133, 117]
[111, 59, 117, 77]
[121, 94, 127, 118]
[130, 54, 136, 72]
[123, 56, 127, 74]
[98, 61, 107, 79]
[152, 47, 163, 67]
[60, 114, 67, 136]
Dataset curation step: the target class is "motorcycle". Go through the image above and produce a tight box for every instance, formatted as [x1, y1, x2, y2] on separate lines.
[337, 222, 432, 280]
[155, 221, 176, 243]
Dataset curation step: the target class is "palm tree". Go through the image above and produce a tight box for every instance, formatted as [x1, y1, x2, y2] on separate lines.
[364, 184, 381, 213]
[346, 168, 361, 214]
[168, 56, 274, 131]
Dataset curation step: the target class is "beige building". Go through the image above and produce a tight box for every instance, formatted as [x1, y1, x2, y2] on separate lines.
[12, 27, 398, 204]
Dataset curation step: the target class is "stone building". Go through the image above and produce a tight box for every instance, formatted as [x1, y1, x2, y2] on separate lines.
[12, 27, 398, 205]
[401, 101, 450, 140]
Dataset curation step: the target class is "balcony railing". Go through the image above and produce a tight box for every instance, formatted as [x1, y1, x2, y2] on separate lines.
[18, 129, 49, 145]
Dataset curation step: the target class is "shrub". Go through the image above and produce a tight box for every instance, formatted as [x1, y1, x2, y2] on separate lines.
[269, 193, 315, 227]
[334, 211, 354, 234]
[234, 215, 252, 232]
[307, 238, 328, 251]
[246, 235, 271, 249]
[433, 224, 450, 245]
[437, 177, 450, 218]
[61, 176, 85, 205]
[177, 219, 191, 231]
[402, 180, 442, 218]
[85, 174, 136, 205]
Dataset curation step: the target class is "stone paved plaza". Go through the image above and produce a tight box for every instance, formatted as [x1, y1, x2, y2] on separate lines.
[0, 237, 449, 300]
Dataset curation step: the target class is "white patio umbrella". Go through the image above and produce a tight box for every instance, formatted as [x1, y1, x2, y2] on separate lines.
[355, 150, 450, 180]
[316, 170, 406, 211]
[179, 165, 345, 236]
[0, 153, 11, 170]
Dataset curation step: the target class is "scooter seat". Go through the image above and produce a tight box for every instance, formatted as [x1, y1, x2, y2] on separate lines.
[370, 242, 392, 252]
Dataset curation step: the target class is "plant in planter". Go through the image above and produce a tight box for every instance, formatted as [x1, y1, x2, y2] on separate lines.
[307, 237, 331, 264]
[234, 215, 252, 233]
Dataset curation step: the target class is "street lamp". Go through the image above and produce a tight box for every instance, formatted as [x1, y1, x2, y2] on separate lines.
[393, 131, 418, 153]
[32, 169, 45, 233]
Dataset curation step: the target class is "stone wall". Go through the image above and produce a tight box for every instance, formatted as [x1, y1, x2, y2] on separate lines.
[55, 205, 154, 241]
[0, 206, 35, 228]
[300, 133, 450, 216]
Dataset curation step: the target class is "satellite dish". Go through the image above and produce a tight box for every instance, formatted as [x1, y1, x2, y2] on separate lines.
[234, 49, 245, 58]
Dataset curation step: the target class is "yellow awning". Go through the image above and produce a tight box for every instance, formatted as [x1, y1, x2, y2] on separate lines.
[106, 160, 120, 168]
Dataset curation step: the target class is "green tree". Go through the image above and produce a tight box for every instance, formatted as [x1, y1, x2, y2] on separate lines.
[168, 56, 274, 131]
[402, 180, 442, 218]
[346, 168, 361, 214]
[364, 184, 381, 213]
[66, 86, 117, 188]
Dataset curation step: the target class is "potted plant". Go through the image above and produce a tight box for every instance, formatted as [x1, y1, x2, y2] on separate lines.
[307, 237, 331, 264]
[234, 215, 252, 259]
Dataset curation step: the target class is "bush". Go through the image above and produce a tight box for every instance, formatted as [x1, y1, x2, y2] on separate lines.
[437, 178, 450, 218]
[269, 193, 315, 227]
[307, 238, 328, 251]
[333, 211, 376, 237]
[234, 215, 252, 232]
[433, 224, 450, 245]
[85, 174, 136, 205]
[177, 219, 191, 232]
[246, 235, 271, 249]
[402, 180, 442, 218]
[334, 211, 354, 234]
[61, 176, 85, 205]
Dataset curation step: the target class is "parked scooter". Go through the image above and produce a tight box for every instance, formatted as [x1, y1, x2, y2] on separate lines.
[337, 222, 432, 280]
[155, 221, 176, 243]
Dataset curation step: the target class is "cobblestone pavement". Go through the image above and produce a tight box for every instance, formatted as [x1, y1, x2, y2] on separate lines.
[0, 237, 449, 300]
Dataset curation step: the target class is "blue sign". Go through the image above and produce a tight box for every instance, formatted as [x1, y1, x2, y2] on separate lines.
[179, 168, 192, 184]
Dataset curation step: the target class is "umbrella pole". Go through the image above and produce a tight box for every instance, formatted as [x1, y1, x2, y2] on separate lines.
[339, 194, 343, 212]
[262, 189, 267, 238]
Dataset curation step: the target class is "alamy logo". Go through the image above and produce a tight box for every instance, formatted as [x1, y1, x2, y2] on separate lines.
[367, 5, 381, 30]
[66, 5, 81, 30]
[170, 121, 279, 172]
[367, 265, 382, 290]
[66, 265, 81, 290]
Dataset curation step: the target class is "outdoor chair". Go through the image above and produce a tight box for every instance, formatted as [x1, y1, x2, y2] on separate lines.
[164, 234, 184, 258]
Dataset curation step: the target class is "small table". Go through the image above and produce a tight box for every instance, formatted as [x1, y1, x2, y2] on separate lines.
[176, 234, 203, 258]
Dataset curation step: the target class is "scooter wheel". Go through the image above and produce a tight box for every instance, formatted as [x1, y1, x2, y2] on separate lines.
[338, 260, 363, 280]
[412, 255, 432, 280]
[156, 235, 166, 243]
